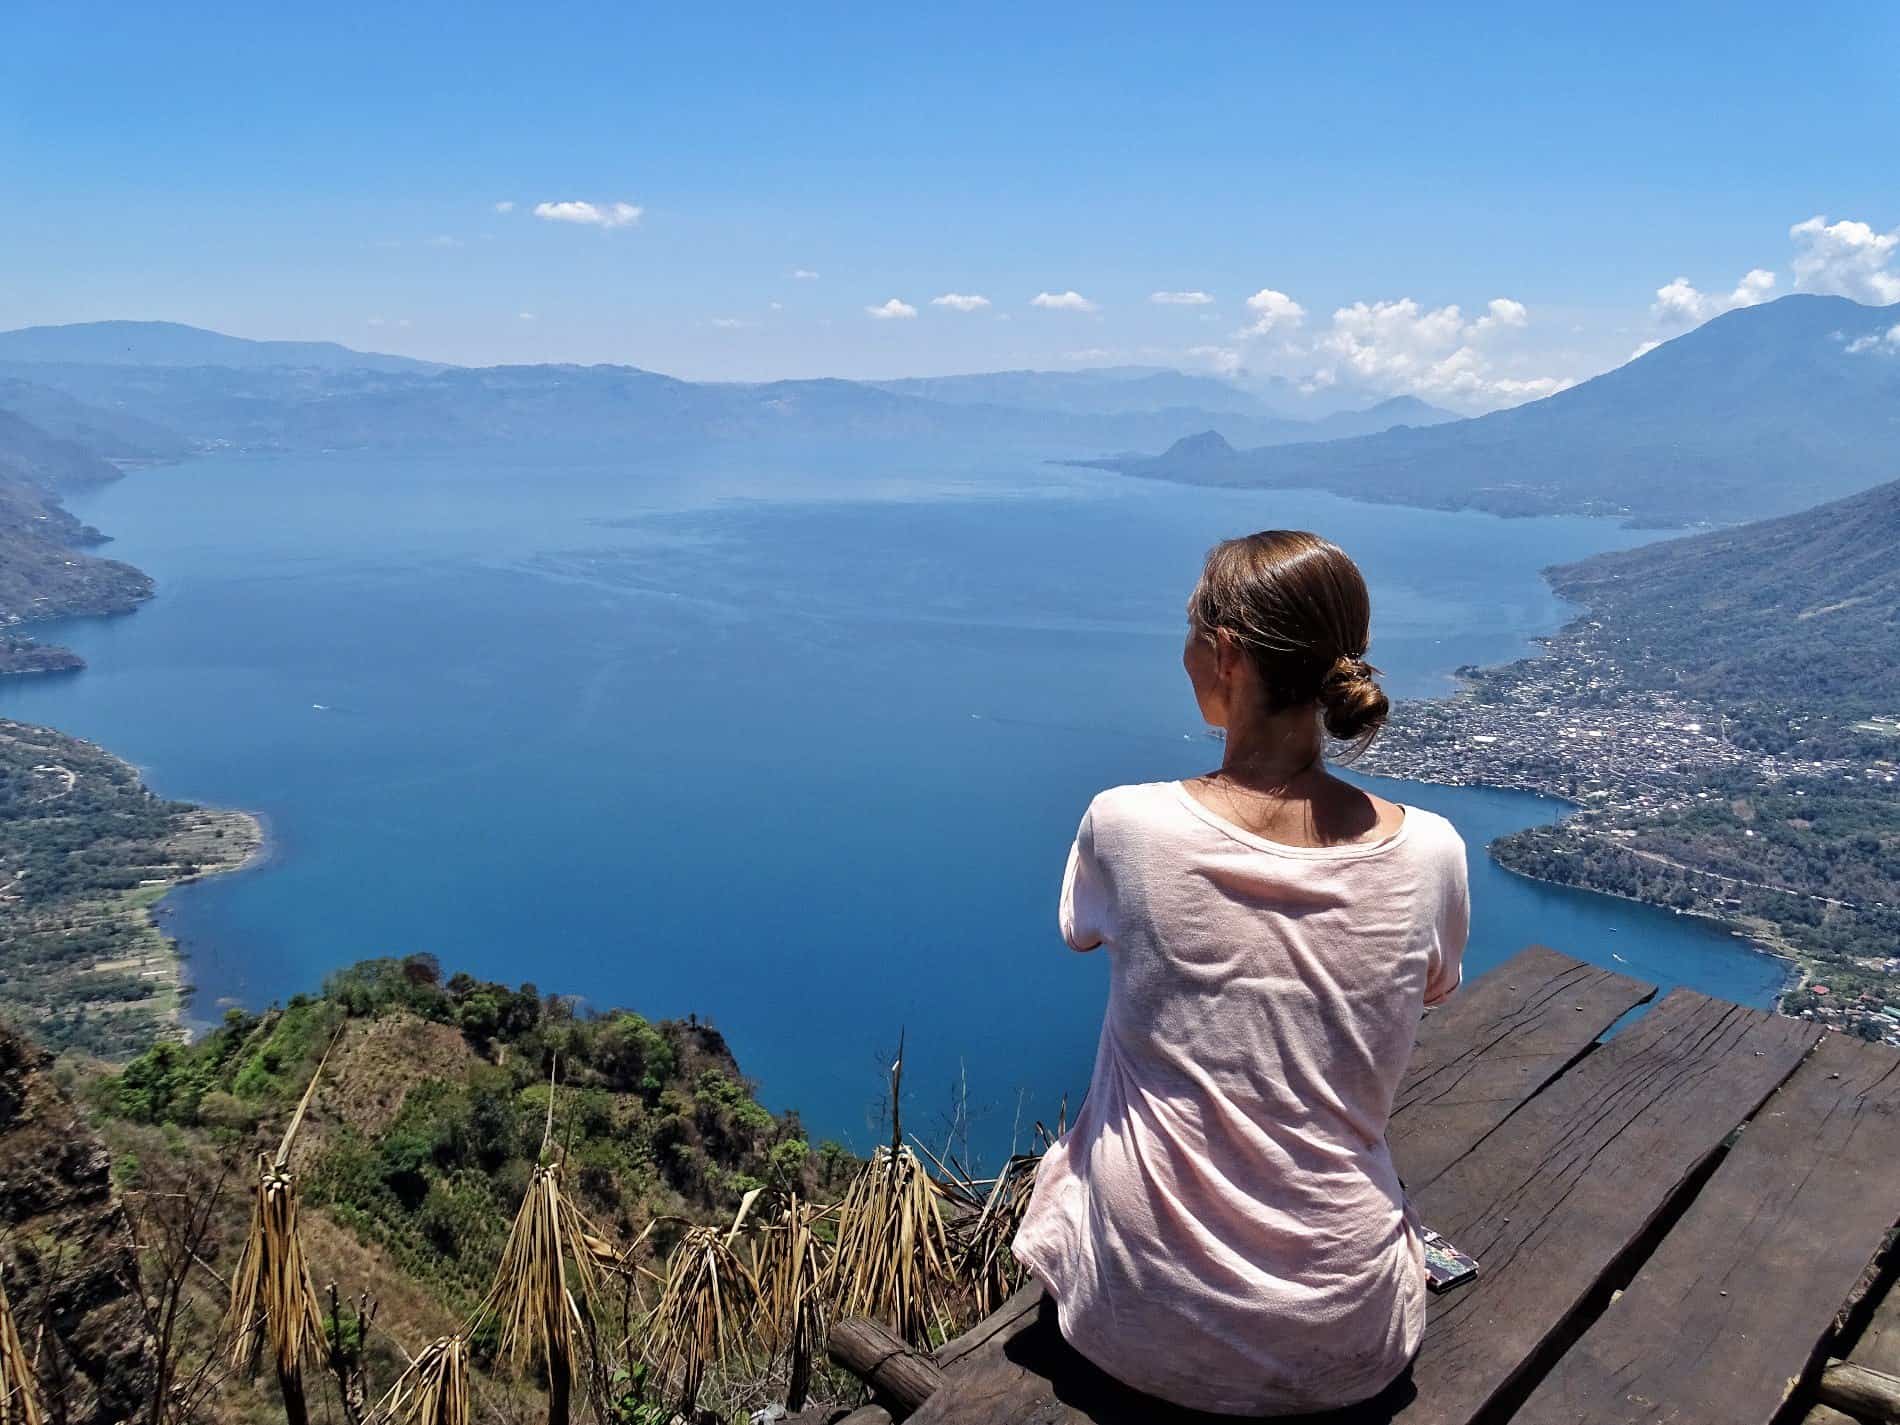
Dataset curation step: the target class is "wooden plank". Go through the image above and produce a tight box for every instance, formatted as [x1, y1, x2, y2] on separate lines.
[932, 1285, 1041, 1372]
[1817, 1360, 1900, 1423]
[1512, 1034, 1900, 1425]
[829, 1318, 948, 1414]
[1390, 945, 1656, 1191]
[1853, 1274, 1900, 1378]
[1400, 989, 1820, 1425]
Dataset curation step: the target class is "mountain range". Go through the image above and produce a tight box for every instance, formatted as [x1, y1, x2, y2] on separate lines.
[0, 322, 1451, 460]
[1090, 294, 1900, 525]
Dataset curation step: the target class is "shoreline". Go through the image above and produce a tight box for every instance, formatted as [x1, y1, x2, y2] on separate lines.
[142, 802, 267, 1039]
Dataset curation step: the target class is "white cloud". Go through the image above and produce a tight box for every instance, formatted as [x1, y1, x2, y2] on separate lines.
[1471, 297, 1529, 334]
[1063, 347, 1115, 362]
[1185, 344, 1244, 375]
[866, 298, 917, 320]
[1845, 322, 1900, 355]
[931, 293, 991, 312]
[532, 200, 643, 229]
[791, 268, 820, 280]
[518, 312, 536, 322]
[1310, 297, 1564, 407]
[494, 201, 516, 214]
[1790, 216, 1900, 304]
[1236, 288, 1306, 337]
[1651, 268, 1776, 326]
[424, 234, 463, 248]
[1151, 290, 1214, 305]
[710, 317, 754, 329]
[367, 317, 385, 327]
[1031, 290, 1099, 312]
[1628, 338, 1662, 362]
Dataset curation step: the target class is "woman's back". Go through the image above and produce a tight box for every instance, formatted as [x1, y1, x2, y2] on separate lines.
[1013, 780, 1468, 1416]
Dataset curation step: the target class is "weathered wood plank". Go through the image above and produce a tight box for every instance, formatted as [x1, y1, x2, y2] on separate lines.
[932, 1284, 1041, 1372]
[1854, 1271, 1900, 1379]
[829, 1318, 948, 1415]
[1817, 1360, 1900, 1423]
[1390, 945, 1656, 1191]
[1400, 989, 1820, 1425]
[1511, 1033, 1900, 1425]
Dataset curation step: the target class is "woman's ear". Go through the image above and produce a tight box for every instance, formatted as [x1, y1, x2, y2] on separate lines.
[1213, 628, 1243, 686]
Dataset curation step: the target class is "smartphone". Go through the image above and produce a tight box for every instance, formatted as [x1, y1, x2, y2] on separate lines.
[1420, 1228, 1479, 1294]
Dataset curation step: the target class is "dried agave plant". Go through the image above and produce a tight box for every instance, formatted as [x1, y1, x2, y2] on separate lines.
[367, 1335, 470, 1425]
[226, 1037, 336, 1425]
[749, 1194, 832, 1411]
[643, 1191, 761, 1418]
[946, 1154, 1040, 1318]
[0, 1269, 42, 1425]
[827, 1044, 955, 1344]
[484, 1070, 619, 1425]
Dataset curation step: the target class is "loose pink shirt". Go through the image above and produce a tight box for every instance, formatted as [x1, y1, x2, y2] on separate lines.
[1013, 780, 1469, 1415]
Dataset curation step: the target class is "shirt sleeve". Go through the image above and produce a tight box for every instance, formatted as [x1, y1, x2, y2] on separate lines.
[1425, 836, 1470, 1007]
[1057, 807, 1109, 952]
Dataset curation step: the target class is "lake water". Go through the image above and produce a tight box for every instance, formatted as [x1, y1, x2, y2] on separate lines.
[0, 447, 1786, 1159]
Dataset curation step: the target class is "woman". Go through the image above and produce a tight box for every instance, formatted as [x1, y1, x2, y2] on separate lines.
[1013, 530, 1469, 1417]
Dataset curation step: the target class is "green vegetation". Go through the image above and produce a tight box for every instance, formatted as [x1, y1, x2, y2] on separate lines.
[99, 955, 815, 1311]
[0, 719, 259, 1055]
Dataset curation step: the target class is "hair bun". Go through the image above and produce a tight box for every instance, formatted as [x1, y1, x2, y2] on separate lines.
[1319, 654, 1389, 743]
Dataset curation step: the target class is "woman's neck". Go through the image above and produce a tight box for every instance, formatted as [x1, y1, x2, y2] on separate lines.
[1216, 707, 1325, 789]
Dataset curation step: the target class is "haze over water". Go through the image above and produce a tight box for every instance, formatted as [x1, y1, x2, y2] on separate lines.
[0, 450, 1785, 1158]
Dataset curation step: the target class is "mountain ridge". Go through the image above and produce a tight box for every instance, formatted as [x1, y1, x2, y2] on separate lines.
[1087, 294, 1900, 524]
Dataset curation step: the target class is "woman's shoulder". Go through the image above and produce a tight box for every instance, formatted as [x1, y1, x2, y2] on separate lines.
[1076, 781, 1184, 838]
[1397, 804, 1468, 861]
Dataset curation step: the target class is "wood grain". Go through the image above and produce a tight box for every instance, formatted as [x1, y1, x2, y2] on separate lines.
[1390, 945, 1655, 1191]
[1401, 989, 1820, 1425]
[1511, 1033, 1900, 1424]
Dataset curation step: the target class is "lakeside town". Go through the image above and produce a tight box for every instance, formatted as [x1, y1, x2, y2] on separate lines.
[1357, 617, 1900, 1047]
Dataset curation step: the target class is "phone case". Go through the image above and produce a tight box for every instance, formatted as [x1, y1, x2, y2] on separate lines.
[1420, 1228, 1479, 1294]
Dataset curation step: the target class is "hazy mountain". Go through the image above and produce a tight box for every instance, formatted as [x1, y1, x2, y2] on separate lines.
[1545, 473, 1900, 722]
[0, 320, 444, 374]
[0, 378, 191, 460]
[1092, 295, 1900, 523]
[868, 366, 1277, 417]
[1300, 395, 1460, 440]
[0, 409, 122, 488]
[0, 352, 1436, 459]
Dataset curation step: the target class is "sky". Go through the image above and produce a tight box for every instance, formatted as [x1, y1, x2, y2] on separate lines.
[2, 1, 1897, 411]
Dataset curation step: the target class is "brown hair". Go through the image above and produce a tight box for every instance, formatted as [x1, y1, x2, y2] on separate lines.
[1187, 530, 1389, 746]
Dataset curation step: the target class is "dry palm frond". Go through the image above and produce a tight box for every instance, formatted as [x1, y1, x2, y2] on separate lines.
[367, 1335, 470, 1425]
[0, 1270, 43, 1425]
[749, 1195, 833, 1411]
[950, 1155, 1040, 1318]
[485, 1159, 618, 1422]
[826, 1143, 955, 1344]
[226, 1035, 338, 1425]
[643, 1192, 761, 1417]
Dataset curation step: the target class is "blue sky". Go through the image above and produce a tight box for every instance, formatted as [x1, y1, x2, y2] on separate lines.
[2, 2, 1896, 407]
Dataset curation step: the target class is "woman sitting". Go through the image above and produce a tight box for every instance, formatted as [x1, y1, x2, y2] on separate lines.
[1013, 530, 1469, 1417]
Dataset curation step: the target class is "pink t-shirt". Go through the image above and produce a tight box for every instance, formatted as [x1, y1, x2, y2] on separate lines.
[1012, 780, 1469, 1416]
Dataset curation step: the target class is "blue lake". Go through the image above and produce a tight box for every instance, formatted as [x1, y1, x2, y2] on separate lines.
[0, 448, 1786, 1159]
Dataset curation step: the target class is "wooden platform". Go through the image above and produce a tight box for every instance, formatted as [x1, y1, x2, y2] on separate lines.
[839, 946, 1900, 1425]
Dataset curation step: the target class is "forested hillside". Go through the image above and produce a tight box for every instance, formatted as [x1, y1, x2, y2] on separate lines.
[1545, 475, 1900, 745]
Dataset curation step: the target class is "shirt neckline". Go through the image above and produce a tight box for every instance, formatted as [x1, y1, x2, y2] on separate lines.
[1170, 780, 1414, 861]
